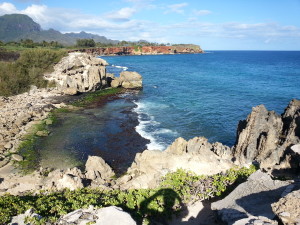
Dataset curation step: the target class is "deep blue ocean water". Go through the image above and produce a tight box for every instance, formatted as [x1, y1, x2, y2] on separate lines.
[104, 51, 300, 150]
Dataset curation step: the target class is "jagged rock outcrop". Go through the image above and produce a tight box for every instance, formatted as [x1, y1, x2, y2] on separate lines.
[45, 52, 108, 95]
[118, 137, 233, 189]
[233, 99, 300, 170]
[110, 71, 143, 89]
[85, 155, 115, 187]
[271, 189, 300, 225]
[211, 170, 291, 225]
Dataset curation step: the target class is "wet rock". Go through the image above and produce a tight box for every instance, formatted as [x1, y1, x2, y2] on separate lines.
[271, 189, 300, 225]
[211, 170, 291, 225]
[35, 130, 49, 137]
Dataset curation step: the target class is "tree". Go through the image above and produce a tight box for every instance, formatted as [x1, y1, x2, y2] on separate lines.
[76, 39, 96, 47]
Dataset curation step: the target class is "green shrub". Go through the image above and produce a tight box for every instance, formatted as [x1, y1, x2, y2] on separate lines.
[0, 166, 257, 224]
[0, 49, 66, 96]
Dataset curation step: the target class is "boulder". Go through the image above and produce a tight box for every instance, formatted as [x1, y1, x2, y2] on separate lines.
[11, 154, 23, 162]
[63, 87, 78, 95]
[211, 170, 291, 225]
[111, 77, 121, 88]
[57, 206, 136, 225]
[56, 174, 84, 191]
[120, 71, 142, 89]
[85, 156, 115, 180]
[9, 209, 42, 225]
[46, 53, 108, 93]
[271, 189, 300, 225]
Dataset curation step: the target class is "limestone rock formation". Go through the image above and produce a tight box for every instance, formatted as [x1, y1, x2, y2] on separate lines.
[9, 208, 42, 225]
[271, 189, 300, 225]
[45, 52, 108, 94]
[211, 170, 291, 225]
[119, 137, 233, 189]
[85, 156, 115, 187]
[57, 206, 137, 225]
[110, 71, 143, 89]
[233, 99, 300, 170]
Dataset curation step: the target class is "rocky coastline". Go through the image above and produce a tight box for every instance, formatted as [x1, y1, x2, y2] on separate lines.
[0, 52, 299, 224]
[71, 44, 204, 56]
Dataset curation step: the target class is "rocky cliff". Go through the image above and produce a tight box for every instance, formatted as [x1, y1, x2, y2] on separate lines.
[45, 52, 108, 95]
[120, 99, 300, 189]
[232, 99, 300, 170]
[73, 45, 203, 56]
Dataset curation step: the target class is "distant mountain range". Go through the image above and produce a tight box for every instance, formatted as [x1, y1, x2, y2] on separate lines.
[0, 14, 119, 45]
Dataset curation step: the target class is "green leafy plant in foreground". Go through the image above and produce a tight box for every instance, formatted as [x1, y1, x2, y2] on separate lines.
[0, 166, 256, 224]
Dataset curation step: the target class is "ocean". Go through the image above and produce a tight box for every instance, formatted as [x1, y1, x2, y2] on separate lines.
[105, 51, 300, 150]
[35, 51, 300, 174]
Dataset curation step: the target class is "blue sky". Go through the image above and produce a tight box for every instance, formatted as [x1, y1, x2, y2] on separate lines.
[0, 0, 300, 50]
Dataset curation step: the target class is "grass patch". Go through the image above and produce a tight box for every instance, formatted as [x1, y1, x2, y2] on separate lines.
[0, 166, 257, 224]
[16, 116, 56, 174]
[72, 88, 122, 107]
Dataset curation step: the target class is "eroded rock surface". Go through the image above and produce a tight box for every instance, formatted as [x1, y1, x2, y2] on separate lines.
[57, 206, 136, 225]
[211, 170, 291, 225]
[233, 99, 300, 170]
[271, 189, 300, 225]
[45, 52, 108, 94]
[119, 137, 234, 189]
[110, 71, 143, 89]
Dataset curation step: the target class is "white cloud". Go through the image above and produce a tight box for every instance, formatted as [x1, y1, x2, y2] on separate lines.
[1, 2, 300, 49]
[0, 2, 17, 14]
[193, 10, 212, 16]
[165, 3, 188, 14]
[106, 7, 136, 21]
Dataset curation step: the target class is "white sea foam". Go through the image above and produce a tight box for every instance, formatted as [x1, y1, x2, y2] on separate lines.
[133, 101, 169, 151]
[112, 65, 128, 71]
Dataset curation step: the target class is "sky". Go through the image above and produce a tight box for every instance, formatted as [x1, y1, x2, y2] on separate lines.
[0, 0, 300, 50]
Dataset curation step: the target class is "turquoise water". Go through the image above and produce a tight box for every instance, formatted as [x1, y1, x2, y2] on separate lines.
[105, 51, 300, 149]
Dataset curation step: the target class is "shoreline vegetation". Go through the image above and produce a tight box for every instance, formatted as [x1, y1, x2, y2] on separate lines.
[0, 166, 257, 224]
[0, 49, 299, 224]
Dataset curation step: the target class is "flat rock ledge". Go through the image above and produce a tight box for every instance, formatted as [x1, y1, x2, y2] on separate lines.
[9, 206, 137, 225]
[211, 170, 292, 225]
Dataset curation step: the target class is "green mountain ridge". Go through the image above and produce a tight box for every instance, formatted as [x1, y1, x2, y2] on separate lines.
[0, 14, 118, 45]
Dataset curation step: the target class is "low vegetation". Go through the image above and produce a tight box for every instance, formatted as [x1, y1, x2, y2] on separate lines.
[71, 88, 123, 107]
[0, 48, 66, 96]
[0, 166, 257, 224]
